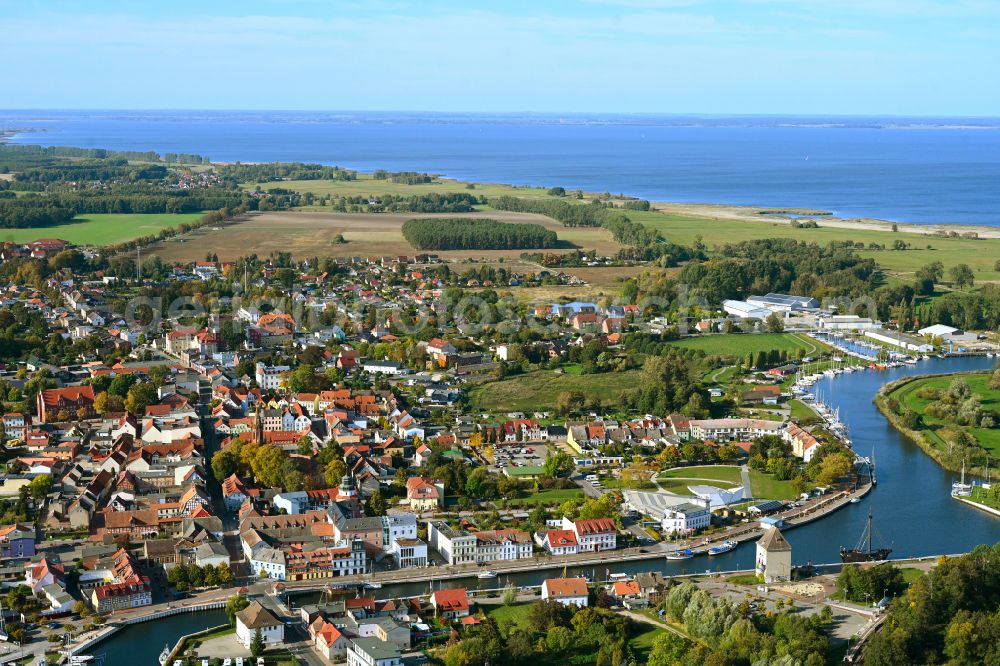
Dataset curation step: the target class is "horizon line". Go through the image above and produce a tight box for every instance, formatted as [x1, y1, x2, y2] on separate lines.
[3, 108, 1000, 121]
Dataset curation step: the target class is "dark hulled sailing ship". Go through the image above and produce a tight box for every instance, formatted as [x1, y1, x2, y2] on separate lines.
[840, 512, 892, 563]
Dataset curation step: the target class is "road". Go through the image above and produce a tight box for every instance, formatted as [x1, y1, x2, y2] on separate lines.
[740, 464, 752, 500]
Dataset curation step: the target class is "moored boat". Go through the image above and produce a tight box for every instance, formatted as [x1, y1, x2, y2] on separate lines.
[707, 540, 737, 556]
[666, 549, 694, 560]
[840, 512, 892, 563]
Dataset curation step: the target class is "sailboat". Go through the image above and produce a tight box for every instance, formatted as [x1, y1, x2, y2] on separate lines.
[840, 513, 892, 563]
[951, 458, 973, 498]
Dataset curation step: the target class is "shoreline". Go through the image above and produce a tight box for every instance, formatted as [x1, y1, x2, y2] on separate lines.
[875, 373, 996, 478]
[4, 126, 1000, 236]
[650, 200, 1000, 240]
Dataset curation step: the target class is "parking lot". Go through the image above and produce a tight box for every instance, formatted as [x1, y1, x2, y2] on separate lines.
[490, 442, 550, 472]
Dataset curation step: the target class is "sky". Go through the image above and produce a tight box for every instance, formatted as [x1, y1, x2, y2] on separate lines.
[2, 0, 999, 116]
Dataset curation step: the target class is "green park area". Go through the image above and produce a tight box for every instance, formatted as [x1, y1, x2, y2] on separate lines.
[0, 212, 205, 246]
[658, 464, 802, 500]
[503, 487, 584, 507]
[666, 332, 824, 358]
[888, 372, 1000, 458]
[466, 368, 642, 414]
[485, 602, 664, 665]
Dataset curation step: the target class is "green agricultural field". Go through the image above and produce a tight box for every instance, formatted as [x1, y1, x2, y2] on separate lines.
[243, 173, 555, 201]
[891, 373, 1000, 457]
[628, 208, 1000, 282]
[666, 333, 821, 357]
[0, 212, 205, 246]
[466, 368, 641, 413]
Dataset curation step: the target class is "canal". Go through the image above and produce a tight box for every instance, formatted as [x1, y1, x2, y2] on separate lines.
[97, 356, 1000, 661]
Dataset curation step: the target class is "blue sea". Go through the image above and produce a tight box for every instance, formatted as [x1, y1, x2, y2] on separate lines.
[3, 110, 1000, 226]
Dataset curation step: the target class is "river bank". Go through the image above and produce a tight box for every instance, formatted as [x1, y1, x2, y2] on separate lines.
[875, 372, 997, 478]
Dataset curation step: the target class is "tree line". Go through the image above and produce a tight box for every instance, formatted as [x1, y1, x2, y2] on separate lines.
[676, 238, 880, 303]
[217, 162, 357, 183]
[372, 169, 434, 184]
[863, 542, 1000, 665]
[402, 217, 558, 250]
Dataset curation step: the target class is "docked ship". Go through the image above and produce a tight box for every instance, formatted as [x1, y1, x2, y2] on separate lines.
[707, 540, 737, 556]
[666, 549, 694, 560]
[840, 513, 892, 563]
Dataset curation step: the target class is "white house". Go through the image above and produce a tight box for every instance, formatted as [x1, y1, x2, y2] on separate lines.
[542, 577, 589, 607]
[561, 517, 617, 552]
[249, 547, 286, 580]
[661, 502, 711, 536]
[542, 529, 579, 556]
[235, 601, 284, 649]
[255, 362, 290, 390]
[347, 637, 403, 666]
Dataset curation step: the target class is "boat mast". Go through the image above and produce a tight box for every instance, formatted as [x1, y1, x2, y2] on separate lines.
[867, 513, 873, 556]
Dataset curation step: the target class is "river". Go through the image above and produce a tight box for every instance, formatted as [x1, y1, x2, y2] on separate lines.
[96, 356, 1000, 662]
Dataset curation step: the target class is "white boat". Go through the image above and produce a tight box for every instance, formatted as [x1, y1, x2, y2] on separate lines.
[849, 498, 861, 504]
[159, 645, 171, 665]
[666, 549, 694, 560]
[607, 573, 630, 582]
[707, 540, 738, 556]
[363, 581, 383, 589]
[477, 570, 498, 579]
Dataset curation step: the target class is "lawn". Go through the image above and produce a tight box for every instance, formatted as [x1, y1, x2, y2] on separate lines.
[666, 333, 820, 358]
[487, 602, 534, 627]
[0, 212, 205, 246]
[789, 399, 821, 424]
[658, 465, 801, 500]
[900, 567, 926, 586]
[749, 471, 802, 501]
[660, 465, 742, 484]
[466, 368, 642, 413]
[503, 488, 584, 507]
[891, 373, 1000, 457]
[968, 486, 1000, 511]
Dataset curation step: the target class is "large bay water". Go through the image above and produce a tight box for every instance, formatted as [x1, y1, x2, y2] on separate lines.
[2, 111, 1000, 226]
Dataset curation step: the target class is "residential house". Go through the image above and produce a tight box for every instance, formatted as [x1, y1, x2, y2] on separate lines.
[542, 577, 589, 607]
[235, 601, 285, 649]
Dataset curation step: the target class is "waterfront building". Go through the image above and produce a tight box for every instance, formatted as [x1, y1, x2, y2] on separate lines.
[542, 577, 589, 607]
[235, 601, 285, 649]
[661, 502, 711, 535]
[429, 588, 470, 618]
[756, 526, 793, 583]
[561, 517, 617, 552]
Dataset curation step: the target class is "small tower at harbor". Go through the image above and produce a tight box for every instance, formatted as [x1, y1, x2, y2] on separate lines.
[756, 526, 792, 583]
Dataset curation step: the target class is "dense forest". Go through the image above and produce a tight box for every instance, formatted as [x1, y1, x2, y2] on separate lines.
[863, 542, 1000, 665]
[372, 170, 434, 184]
[0, 144, 206, 171]
[402, 217, 558, 250]
[488, 194, 695, 264]
[217, 162, 357, 183]
[677, 238, 880, 302]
